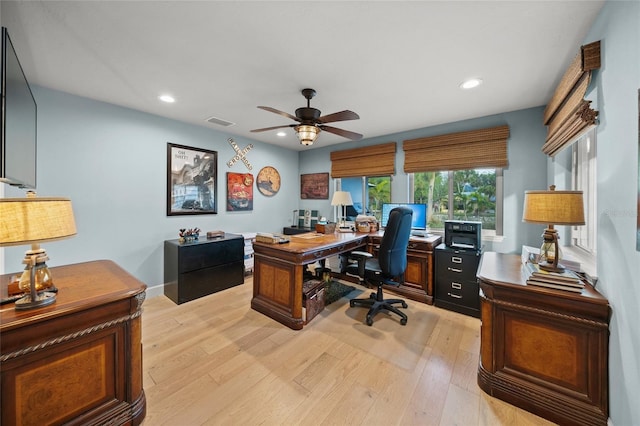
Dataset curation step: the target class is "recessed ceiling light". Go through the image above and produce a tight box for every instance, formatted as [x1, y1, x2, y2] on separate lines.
[277, 131, 287, 137]
[460, 78, 483, 89]
[159, 94, 175, 103]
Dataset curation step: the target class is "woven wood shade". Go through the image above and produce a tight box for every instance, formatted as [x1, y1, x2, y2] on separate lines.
[403, 125, 510, 173]
[330, 142, 396, 178]
[542, 41, 600, 156]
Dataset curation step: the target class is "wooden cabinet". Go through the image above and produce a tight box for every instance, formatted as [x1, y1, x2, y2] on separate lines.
[164, 234, 244, 304]
[477, 252, 611, 426]
[367, 232, 441, 304]
[0, 260, 146, 426]
[435, 243, 481, 317]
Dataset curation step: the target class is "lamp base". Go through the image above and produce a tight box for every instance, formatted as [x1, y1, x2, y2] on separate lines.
[538, 261, 566, 274]
[15, 291, 56, 310]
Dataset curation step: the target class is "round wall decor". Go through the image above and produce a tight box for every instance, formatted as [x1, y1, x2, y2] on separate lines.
[256, 166, 281, 196]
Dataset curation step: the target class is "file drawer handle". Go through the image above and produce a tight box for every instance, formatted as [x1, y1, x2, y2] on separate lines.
[448, 293, 463, 299]
[448, 267, 462, 273]
[451, 282, 462, 289]
[452, 257, 463, 263]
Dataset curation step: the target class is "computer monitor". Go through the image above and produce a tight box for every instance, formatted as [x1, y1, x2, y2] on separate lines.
[381, 203, 427, 230]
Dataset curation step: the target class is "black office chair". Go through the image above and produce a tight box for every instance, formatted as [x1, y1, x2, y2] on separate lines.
[341, 206, 413, 326]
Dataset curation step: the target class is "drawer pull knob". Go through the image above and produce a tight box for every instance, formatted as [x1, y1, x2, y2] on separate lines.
[448, 267, 462, 273]
[452, 257, 463, 263]
[448, 293, 463, 299]
[452, 282, 462, 289]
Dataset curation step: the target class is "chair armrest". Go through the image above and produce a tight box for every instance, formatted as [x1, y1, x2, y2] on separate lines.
[348, 251, 373, 259]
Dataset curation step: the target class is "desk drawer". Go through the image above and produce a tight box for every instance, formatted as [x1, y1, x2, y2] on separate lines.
[435, 277, 479, 310]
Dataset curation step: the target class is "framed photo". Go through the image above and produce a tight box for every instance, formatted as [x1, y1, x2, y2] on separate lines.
[167, 143, 217, 216]
[227, 172, 253, 211]
[300, 172, 329, 199]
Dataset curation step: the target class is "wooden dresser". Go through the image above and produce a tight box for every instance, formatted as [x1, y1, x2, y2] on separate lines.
[477, 252, 610, 426]
[1, 260, 146, 425]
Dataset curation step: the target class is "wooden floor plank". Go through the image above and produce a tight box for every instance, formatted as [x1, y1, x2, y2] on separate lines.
[141, 276, 554, 426]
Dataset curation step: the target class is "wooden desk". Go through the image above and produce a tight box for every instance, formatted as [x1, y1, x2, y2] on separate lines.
[1, 260, 147, 425]
[477, 252, 610, 426]
[251, 232, 368, 329]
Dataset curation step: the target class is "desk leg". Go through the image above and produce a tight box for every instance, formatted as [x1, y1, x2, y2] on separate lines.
[251, 254, 305, 330]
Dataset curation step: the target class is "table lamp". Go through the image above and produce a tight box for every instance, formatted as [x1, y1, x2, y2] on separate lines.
[331, 191, 353, 228]
[0, 192, 77, 310]
[522, 185, 584, 273]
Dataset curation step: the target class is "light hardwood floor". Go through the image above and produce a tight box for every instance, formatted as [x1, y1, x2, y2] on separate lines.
[141, 277, 555, 426]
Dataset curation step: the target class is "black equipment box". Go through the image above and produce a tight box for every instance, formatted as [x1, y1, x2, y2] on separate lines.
[444, 220, 482, 250]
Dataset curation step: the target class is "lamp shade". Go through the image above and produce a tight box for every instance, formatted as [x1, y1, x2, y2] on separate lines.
[295, 124, 320, 146]
[0, 196, 77, 247]
[331, 191, 353, 207]
[522, 189, 585, 225]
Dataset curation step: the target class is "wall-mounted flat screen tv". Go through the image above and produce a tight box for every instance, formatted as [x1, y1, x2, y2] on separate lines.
[1, 27, 37, 189]
[381, 203, 427, 230]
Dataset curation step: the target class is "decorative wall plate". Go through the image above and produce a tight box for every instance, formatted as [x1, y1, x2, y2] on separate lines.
[256, 166, 281, 196]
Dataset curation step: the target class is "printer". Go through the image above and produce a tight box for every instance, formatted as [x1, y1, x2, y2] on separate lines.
[444, 220, 482, 250]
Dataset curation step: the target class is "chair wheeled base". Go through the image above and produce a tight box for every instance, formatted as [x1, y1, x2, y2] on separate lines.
[350, 284, 408, 326]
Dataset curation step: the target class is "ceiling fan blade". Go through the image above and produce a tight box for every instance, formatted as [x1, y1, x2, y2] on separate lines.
[318, 110, 360, 124]
[320, 125, 363, 141]
[257, 106, 300, 122]
[250, 124, 295, 133]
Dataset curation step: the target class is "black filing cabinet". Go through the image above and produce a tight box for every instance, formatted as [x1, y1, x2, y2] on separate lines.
[164, 234, 244, 304]
[435, 243, 481, 317]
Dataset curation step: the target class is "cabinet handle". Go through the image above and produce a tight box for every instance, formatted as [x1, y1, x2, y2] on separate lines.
[448, 293, 463, 299]
[448, 267, 462, 273]
[452, 257, 463, 263]
[451, 282, 462, 289]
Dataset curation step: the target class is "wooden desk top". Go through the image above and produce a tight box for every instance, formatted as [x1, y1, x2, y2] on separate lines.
[1, 259, 147, 331]
[477, 252, 610, 321]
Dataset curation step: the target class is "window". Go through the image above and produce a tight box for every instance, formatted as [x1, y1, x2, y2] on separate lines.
[411, 168, 502, 235]
[572, 128, 597, 253]
[340, 176, 391, 222]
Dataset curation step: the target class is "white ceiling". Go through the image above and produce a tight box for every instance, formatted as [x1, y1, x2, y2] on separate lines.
[2, 1, 604, 151]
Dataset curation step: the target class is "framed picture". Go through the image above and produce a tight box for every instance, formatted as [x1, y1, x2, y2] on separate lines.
[227, 172, 253, 211]
[167, 143, 217, 216]
[300, 172, 329, 199]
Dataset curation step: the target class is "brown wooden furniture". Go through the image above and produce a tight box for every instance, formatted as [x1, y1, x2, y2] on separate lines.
[252, 232, 368, 329]
[164, 234, 244, 304]
[1, 260, 147, 426]
[477, 252, 610, 426]
[367, 231, 441, 304]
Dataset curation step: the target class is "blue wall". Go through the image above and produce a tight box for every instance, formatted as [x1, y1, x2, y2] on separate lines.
[580, 2, 640, 425]
[3, 87, 299, 295]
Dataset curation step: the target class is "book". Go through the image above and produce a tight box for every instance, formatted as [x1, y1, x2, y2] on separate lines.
[524, 261, 582, 285]
[526, 278, 584, 293]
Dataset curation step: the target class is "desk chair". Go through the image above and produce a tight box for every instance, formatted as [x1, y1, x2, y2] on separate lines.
[341, 206, 413, 326]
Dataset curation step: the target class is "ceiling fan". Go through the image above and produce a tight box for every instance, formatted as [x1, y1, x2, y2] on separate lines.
[250, 88, 362, 145]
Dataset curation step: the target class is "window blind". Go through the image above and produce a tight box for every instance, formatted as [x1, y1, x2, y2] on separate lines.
[542, 40, 600, 156]
[330, 142, 396, 178]
[402, 125, 510, 173]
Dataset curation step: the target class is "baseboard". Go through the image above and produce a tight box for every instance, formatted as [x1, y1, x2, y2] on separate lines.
[145, 283, 164, 299]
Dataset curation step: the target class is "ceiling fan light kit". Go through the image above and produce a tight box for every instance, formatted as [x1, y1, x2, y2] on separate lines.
[295, 124, 320, 146]
[251, 88, 362, 146]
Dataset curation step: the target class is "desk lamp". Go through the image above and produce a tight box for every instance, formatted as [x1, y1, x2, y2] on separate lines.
[522, 185, 584, 273]
[331, 191, 353, 229]
[0, 192, 77, 309]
